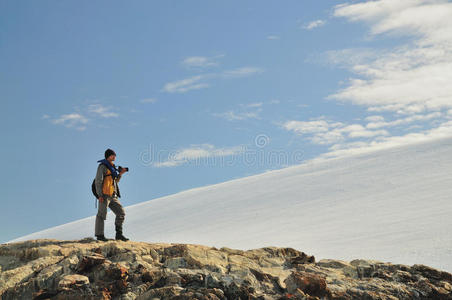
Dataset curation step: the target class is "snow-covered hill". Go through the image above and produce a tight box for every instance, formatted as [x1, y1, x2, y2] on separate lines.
[9, 137, 452, 273]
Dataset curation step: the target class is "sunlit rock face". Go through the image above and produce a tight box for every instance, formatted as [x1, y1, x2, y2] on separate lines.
[1, 239, 452, 299]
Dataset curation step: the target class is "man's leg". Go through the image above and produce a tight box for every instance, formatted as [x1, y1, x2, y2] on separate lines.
[95, 197, 109, 237]
[109, 197, 128, 241]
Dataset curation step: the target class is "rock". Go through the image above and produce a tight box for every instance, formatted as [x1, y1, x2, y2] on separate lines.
[58, 274, 90, 289]
[77, 253, 106, 272]
[317, 259, 351, 269]
[106, 262, 128, 280]
[284, 270, 330, 298]
[1, 239, 451, 299]
[141, 269, 163, 284]
[165, 256, 188, 269]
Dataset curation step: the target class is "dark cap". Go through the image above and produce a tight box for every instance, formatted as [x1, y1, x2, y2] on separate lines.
[104, 148, 116, 159]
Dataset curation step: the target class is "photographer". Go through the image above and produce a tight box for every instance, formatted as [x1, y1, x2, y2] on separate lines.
[94, 148, 129, 241]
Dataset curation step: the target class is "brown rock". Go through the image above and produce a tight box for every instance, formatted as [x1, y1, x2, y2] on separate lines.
[58, 274, 90, 290]
[284, 271, 330, 298]
[77, 253, 106, 272]
[2, 239, 452, 300]
[106, 262, 128, 280]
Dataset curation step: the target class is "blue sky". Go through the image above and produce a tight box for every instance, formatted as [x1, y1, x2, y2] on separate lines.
[2, 0, 452, 243]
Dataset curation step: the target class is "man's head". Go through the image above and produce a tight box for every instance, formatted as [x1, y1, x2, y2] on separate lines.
[105, 148, 116, 162]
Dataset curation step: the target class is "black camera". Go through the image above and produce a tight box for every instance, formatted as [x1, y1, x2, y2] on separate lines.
[118, 166, 129, 173]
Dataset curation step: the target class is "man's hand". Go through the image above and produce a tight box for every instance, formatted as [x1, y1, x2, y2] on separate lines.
[98, 197, 104, 203]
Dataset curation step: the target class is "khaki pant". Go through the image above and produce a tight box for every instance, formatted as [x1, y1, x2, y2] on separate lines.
[94, 194, 125, 236]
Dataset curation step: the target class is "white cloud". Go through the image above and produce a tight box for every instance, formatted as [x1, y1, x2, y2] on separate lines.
[309, 47, 382, 69]
[333, 0, 452, 44]
[153, 144, 245, 167]
[284, 119, 342, 135]
[365, 115, 385, 122]
[241, 102, 263, 108]
[213, 110, 260, 121]
[87, 104, 119, 118]
[162, 75, 209, 93]
[140, 98, 157, 104]
[315, 120, 452, 161]
[267, 35, 280, 40]
[284, 117, 389, 145]
[213, 102, 263, 121]
[162, 66, 264, 94]
[47, 103, 121, 130]
[327, 0, 452, 114]
[284, 118, 345, 145]
[51, 113, 88, 131]
[303, 19, 326, 30]
[342, 124, 389, 138]
[221, 67, 264, 78]
[287, 0, 452, 160]
[181, 55, 224, 69]
[366, 112, 443, 129]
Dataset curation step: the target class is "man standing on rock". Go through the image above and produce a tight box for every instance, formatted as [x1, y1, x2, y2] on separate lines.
[94, 148, 129, 242]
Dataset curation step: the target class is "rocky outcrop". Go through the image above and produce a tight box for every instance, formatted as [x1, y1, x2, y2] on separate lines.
[1, 238, 451, 299]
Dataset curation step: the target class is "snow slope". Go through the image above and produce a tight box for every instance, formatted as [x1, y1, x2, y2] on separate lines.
[9, 136, 452, 273]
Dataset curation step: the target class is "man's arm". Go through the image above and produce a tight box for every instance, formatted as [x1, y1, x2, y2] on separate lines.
[94, 164, 105, 199]
[116, 168, 127, 182]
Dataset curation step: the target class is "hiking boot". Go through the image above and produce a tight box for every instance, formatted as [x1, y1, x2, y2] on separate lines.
[115, 225, 129, 241]
[96, 234, 108, 242]
[115, 232, 129, 241]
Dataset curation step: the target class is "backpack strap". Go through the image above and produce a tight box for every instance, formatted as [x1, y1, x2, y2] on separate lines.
[98, 162, 116, 177]
[98, 159, 119, 178]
